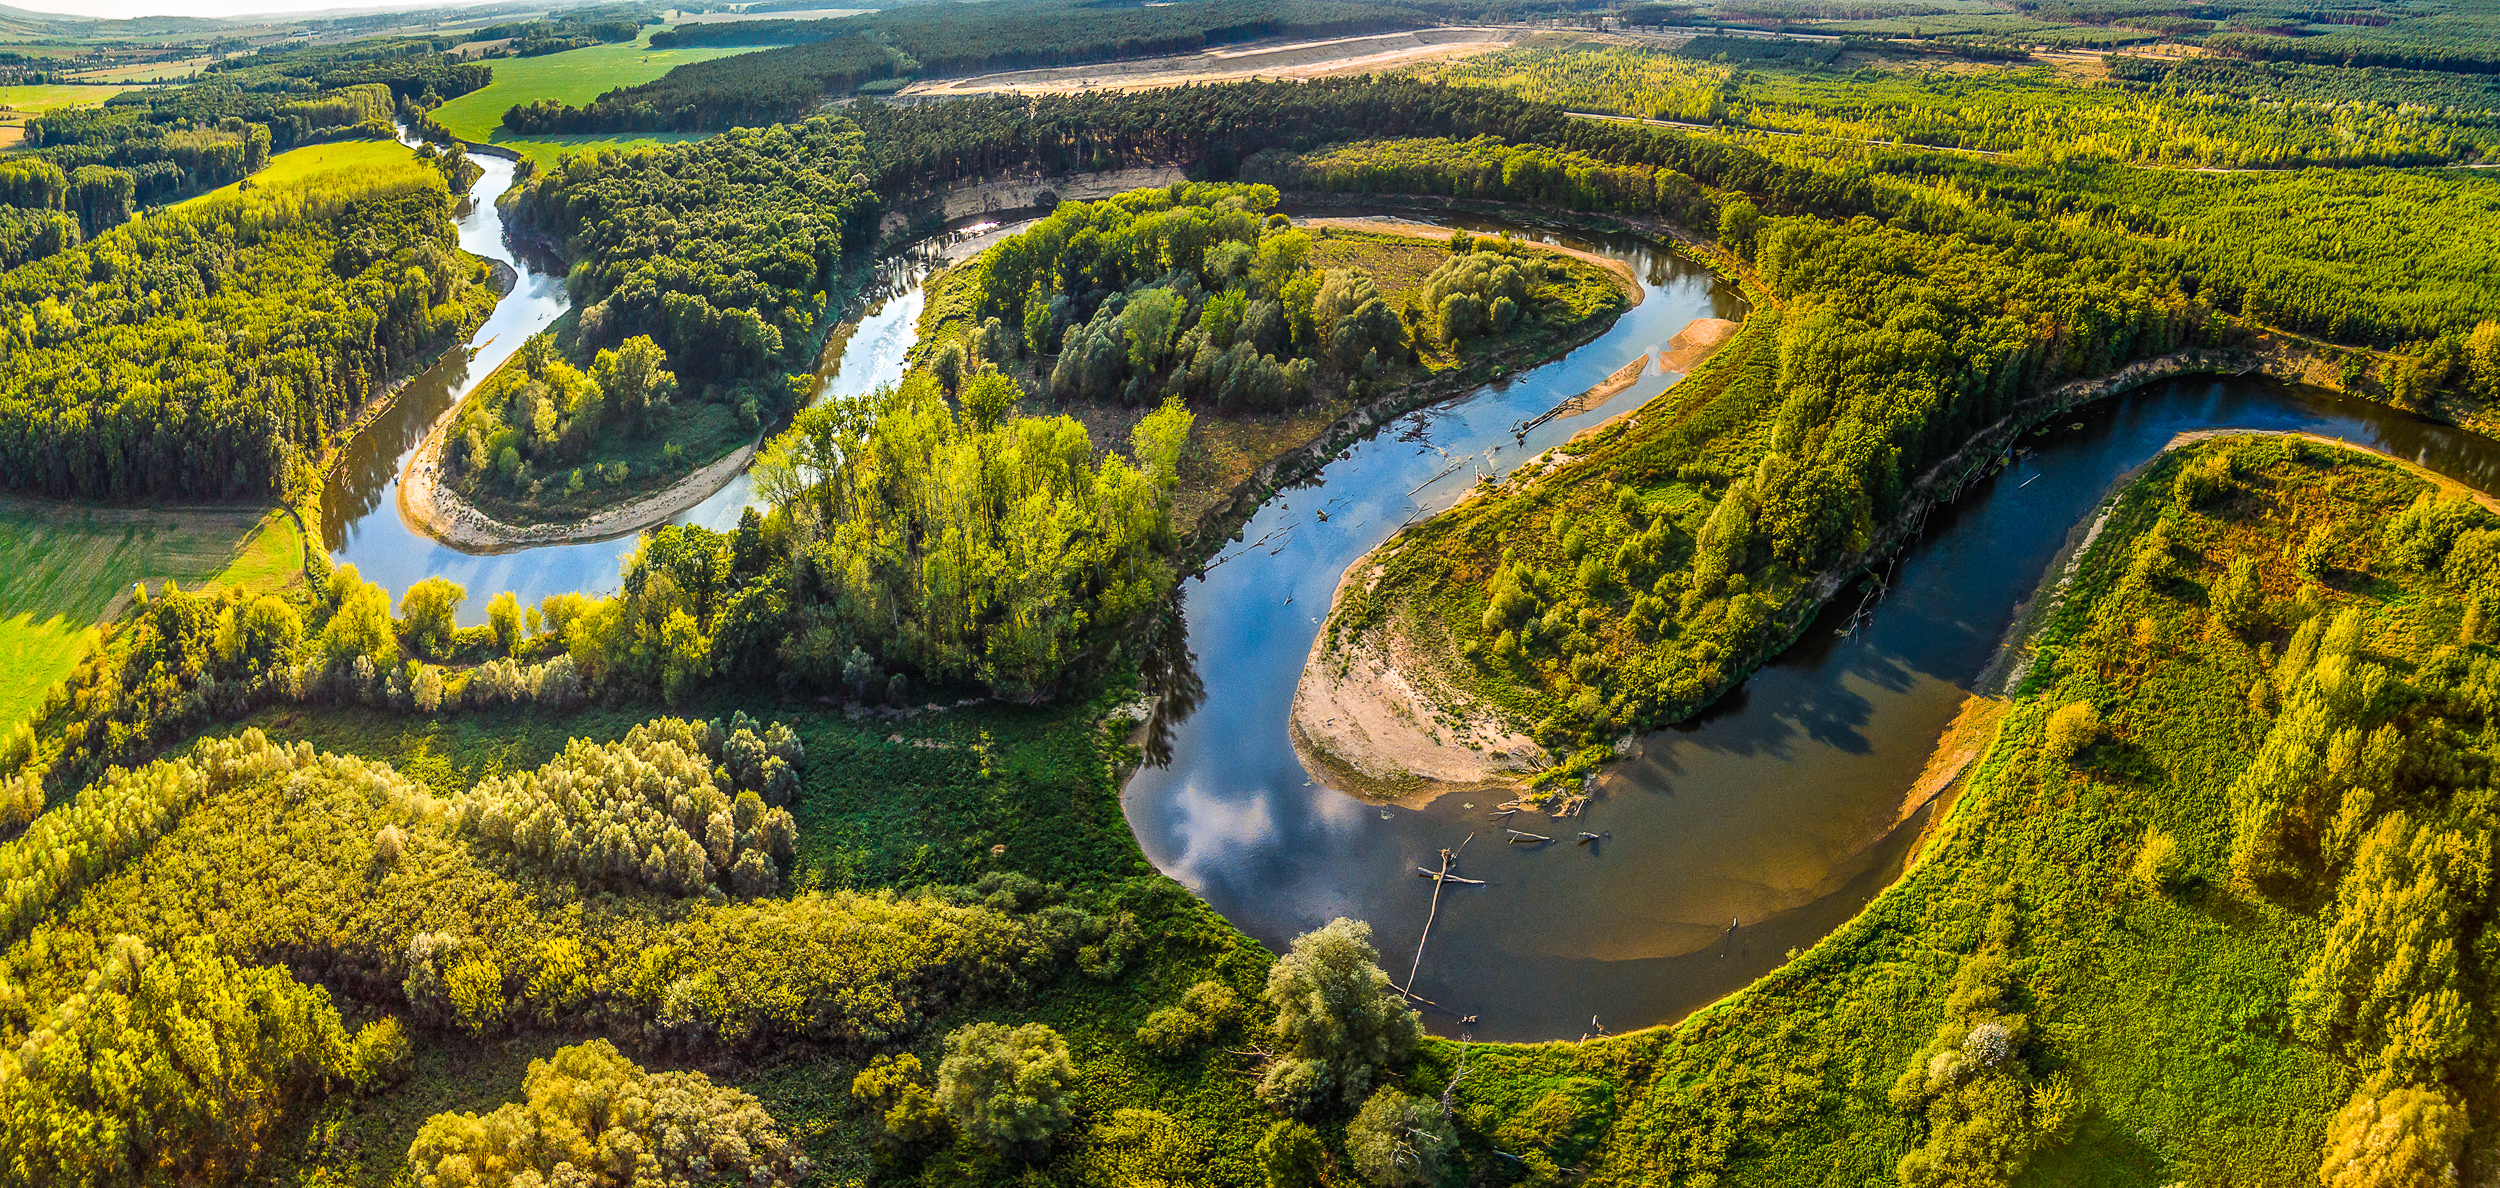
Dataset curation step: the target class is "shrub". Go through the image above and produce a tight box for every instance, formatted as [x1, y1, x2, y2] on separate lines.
[2212, 554, 2264, 634]
[1136, 979, 1244, 1057]
[2319, 1082, 2467, 1188]
[1256, 1119, 1325, 1188]
[1347, 1088, 1457, 1188]
[407, 1039, 807, 1188]
[2043, 702, 2099, 765]
[2171, 450, 2235, 510]
[1077, 1109, 1202, 1186]
[2131, 828, 2184, 893]
[936, 1021, 1076, 1154]
[852, 1053, 950, 1146]
[487, 590, 522, 655]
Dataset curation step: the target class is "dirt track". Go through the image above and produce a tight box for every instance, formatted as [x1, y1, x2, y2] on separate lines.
[902, 27, 1521, 97]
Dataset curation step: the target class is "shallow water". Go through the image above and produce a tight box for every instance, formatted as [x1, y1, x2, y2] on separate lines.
[1119, 217, 2500, 1042]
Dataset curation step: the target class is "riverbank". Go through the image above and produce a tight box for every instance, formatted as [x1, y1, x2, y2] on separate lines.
[1286, 322, 2388, 798]
[398, 427, 757, 551]
[1287, 309, 1753, 796]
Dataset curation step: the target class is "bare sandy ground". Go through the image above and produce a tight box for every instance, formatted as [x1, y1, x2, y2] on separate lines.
[1659, 317, 1739, 372]
[902, 27, 1520, 97]
[1288, 548, 1547, 803]
[399, 412, 756, 550]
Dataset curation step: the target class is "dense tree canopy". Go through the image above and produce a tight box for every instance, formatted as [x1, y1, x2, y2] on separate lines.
[0, 146, 493, 500]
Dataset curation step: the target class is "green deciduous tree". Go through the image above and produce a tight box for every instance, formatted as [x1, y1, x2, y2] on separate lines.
[408, 1039, 807, 1188]
[852, 1053, 950, 1146]
[397, 576, 465, 660]
[1257, 917, 1423, 1116]
[2043, 702, 2099, 766]
[936, 1020, 1076, 1154]
[2318, 1081, 2467, 1188]
[1347, 1089, 1458, 1188]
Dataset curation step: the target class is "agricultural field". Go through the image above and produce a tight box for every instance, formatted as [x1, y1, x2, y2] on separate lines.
[0, 82, 120, 147]
[428, 30, 758, 168]
[0, 502, 298, 731]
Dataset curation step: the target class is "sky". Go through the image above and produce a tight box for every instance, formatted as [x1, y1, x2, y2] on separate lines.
[9, 0, 478, 19]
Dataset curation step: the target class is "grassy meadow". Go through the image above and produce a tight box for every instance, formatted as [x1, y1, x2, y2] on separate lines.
[172, 137, 435, 210]
[430, 30, 755, 169]
[0, 502, 298, 731]
[0, 81, 122, 147]
[0, 82, 125, 111]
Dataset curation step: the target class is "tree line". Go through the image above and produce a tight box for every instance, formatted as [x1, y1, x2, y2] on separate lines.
[0, 147, 496, 501]
[18, 41, 485, 211]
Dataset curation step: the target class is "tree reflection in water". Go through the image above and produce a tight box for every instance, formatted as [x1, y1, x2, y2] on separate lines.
[1135, 599, 1203, 769]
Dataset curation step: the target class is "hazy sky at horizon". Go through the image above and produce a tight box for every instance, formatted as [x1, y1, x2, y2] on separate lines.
[8, 0, 484, 19]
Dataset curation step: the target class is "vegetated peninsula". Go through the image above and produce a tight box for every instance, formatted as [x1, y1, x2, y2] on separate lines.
[409, 117, 877, 537]
[908, 182, 1634, 527]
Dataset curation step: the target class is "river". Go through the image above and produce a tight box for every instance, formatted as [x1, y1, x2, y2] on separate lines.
[324, 164, 2500, 1043]
[1118, 217, 2500, 1043]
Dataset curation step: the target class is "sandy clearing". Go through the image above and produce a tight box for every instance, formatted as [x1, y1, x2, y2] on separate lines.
[903, 27, 1520, 97]
[1659, 317, 1739, 372]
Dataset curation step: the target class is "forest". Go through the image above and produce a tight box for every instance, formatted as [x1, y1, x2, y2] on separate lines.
[919, 181, 1622, 413]
[13, 3, 2500, 1186]
[1410, 38, 2500, 166]
[0, 141, 494, 501]
[483, 116, 874, 510]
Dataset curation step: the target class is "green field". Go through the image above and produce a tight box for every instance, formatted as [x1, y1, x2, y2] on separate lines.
[430, 32, 754, 169]
[0, 83, 125, 112]
[173, 137, 434, 209]
[0, 502, 300, 731]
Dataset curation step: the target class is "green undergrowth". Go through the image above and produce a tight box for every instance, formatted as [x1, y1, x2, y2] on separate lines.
[195, 686, 1273, 1187]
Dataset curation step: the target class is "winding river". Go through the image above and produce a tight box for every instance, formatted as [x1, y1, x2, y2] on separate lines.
[326, 161, 2500, 1042]
[1118, 218, 2500, 1043]
[320, 150, 938, 622]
